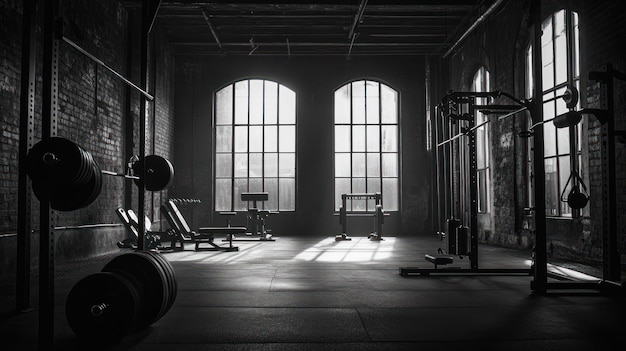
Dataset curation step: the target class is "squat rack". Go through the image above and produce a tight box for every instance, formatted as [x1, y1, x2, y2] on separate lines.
[16, 0, 162, 348]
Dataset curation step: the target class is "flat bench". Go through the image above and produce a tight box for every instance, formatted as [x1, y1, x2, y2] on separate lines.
[425, 254, 454, 269]
[197, 226, 247, 251]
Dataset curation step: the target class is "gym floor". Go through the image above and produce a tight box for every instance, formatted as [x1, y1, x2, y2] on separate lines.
[1, 235, 624, 350]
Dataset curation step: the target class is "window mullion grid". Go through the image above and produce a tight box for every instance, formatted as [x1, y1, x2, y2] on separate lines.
[364, 81, 369, 211]
[261, 80, 265, 210]
[378, 82, 384, 210]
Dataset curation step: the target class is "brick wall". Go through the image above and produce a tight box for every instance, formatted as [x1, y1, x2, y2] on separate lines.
[0, 0, 175, 280]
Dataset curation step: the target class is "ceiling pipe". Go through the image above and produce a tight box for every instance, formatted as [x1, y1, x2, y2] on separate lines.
[347, 0, 368, 56]
[442, 0, 505, 58]
[201, 9, 223, 51]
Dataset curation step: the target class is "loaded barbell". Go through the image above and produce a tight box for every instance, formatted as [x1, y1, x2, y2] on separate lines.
[65, 251, 177, 344]
[26, 137, 174, 211]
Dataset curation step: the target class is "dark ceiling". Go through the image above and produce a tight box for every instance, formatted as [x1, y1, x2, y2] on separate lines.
[133, 0, 494, 56]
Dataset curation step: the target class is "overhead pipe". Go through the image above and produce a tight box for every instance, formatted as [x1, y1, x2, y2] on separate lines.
[347, 0, 368, 56]
[443, 0, 505, 58]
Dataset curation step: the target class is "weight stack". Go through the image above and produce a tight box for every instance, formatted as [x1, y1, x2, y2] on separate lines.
[66, 251, 177, 344]
[457, 226, 469, 255]
[446, 218, 460, 254]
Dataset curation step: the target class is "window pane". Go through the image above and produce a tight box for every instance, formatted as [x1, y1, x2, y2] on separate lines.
[215, 153, 232, 178]
[249, 178, 263, 194]
[381, 85, 397, 124]
[249, 153, 263, 177]
[249, 126, 263, 152]
[264, 126, 277, 152]
[366, 81, 380, 124]
[215, 85, 233, 125]
[382, 178, 398, 211]
[554, 32, 568, 86]
[279, 178, 295, 211]
[264, 153, 278, 177]
[335, 125, 351, 152]
[367, 125, 380, 152]
[477, 127, 485, 168]
[279, 85, 296, 124]
[382, 153, 398, 177]
[279, 153, 295, 177]
[335, 85, 351, 124]
[381, 126, 398, 152]
[264, 178, 278, 210]
[249, 79, 264, 124]
[335, 153, 351, 177]
[234, 178, 248, 211]
[367, 178, 381, 210]
[234, 153, 248, 177]
[279, 125, 295, 152]
[544, 158, 559, 216]
[352, 178, 366, 210]
[352, 81, 365, 124]
[335, 178, 351, 210]
[367, 153, 380, 177]
[215, 126, 232, 152]
[215, 179, 232, 211]
[234, 126, 248, 152]
[352, 153, 366, 177]
[234, 80, 248, 124]
[557, 127, 570, 155]
[264, 81, 278, 124]
[352, 125, 365, 152]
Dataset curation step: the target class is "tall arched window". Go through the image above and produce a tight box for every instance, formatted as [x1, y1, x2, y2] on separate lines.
[333, 80, 399, 211]
[214, 79, 296, 212]
[526, 9, 581, 217]
[473, 67, 490, 214]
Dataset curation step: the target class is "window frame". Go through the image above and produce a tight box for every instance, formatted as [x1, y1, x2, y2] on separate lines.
[473, 66, 491, 214]
[525, 9, 581, 218]
[333, 79, 400, 212]
[213, 79, 297, 212]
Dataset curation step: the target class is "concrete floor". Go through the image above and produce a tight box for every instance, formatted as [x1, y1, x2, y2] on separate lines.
[1, 235, 624, 350]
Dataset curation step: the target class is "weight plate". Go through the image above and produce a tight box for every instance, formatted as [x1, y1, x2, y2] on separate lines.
[132, 155, 174, 191]
[143, 251, 177, 314]
[27, 137, 90, 187]
[101, 252, 169, 329]
[40, 158, 102, 211]
[65, 272, 140, 343]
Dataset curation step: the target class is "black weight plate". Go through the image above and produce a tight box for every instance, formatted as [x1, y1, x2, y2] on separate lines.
[65, 272, 140, 343]
[27, 137, 90, 187]
[132, 155, 174, 191]
[46, 159, 102, 211]
[101, 252, 168, 329]
[134, 251, 172, 320]
[143, 251, 177, 314]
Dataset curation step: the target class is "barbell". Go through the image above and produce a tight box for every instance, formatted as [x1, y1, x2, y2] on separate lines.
[26, 137, 174, 211]
[65, 251, 177, 344]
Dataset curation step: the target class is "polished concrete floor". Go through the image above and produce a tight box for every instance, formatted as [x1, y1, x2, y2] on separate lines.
[1, 235, 624, 350]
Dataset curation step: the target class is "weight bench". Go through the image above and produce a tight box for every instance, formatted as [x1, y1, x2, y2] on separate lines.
[115, 207, 175, 250]
[161, 200, 243, 251]
[424, 254, 454, 269]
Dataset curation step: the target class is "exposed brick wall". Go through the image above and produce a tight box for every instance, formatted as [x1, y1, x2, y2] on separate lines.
[0, 0, 175, 280]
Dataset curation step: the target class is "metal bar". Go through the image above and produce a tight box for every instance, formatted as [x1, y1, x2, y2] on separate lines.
[468, 101, 478, 269]
[348, 0, 368, 39]
[17, 0, 37, 313]
[443, 0, 505, 58]
[40, 0, 59, 347]
[54, 224, 123, 230]
[399, 267, 531, 276]
[201, 9, 223, 51]
[60, 36, 154, 101]
[101, 170, 140, 179]
[147, 0, 162, 34]
[529, 0, 547, 294]
[138, 0, 151, 250]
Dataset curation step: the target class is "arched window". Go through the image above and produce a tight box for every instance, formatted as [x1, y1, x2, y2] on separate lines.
[526, 9, 581, 217]
[214, 79, 296, 212]
[473, 67, 490, 214]
[333, 80, 399, 211]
